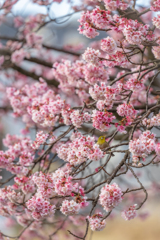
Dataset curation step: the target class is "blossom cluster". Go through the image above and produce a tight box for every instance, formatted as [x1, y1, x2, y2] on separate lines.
[129, 131, 156, 165]
[60, 200, 80, 215]
[117, 103, 137, 118]
[82, 47, 100, 64]
[0, 134, 34, 173]
[0, 187, 24, 218]
[7, 81, 67, 127]
[78, 7, 113, 38]
[62, 109, 91, 128]
[31, 131, 49, 149]
[57, 133, 104, 165]
[78, 9, 153, 46]
[53, 59, 109, 102]
[150, 0, 160, 11]
[52, 169, 79, 196]
[143, 113, 160, 128]
[87, 213, 106, 231]
[26, 195, 56, 221]
[99, 183, 123, 211]
[32, 172, 55, 198]
[92, 109, 115, 132]
[89, 83, 120, 110]
[152, 15, 160, 29]
[101, 37, 117, 55]
[122, 19, 150, 45]
[103, 0, 130, 11]
[0, 0, 160, 238]
[14, 176, 35, 194]
[121, 204, 137, 221]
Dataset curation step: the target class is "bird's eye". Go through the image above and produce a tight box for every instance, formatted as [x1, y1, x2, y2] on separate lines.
[101, 137, 103, 139]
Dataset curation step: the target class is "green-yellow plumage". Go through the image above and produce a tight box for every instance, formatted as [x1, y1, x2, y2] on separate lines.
[97, 136, 109, 149]
[97, 136, 114, 156]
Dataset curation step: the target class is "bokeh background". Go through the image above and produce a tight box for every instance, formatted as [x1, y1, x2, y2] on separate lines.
[0, 0, 160, 239]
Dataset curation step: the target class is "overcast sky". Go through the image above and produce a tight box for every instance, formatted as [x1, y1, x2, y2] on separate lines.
[12, 0, 73, 18]
[10, 0, 150, 18]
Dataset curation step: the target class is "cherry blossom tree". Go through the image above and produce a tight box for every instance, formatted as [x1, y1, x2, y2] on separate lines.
[0, 0, 160, 239]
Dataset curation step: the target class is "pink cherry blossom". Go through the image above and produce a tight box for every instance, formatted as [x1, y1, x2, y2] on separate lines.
[60, 200, 80, 215]
[151, 0, 160, 11]
[26, 195, 56, 221]
[103, 0, 130, 11]
[57, 133, 104, 165]
[117, 103, 137, 118]
[121, 204, 137, 220]
[129, 131, 156, 165]
[0, 0, 160, 239]
[82, 47, 100, 64]
[101, 37, 117, 55]
[99, 183, 123, 211]
[87, 212, 106, 231]
[92, 110, 115, 132]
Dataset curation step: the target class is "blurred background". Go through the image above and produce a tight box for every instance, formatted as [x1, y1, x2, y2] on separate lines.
[0, 0, 160, 239]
